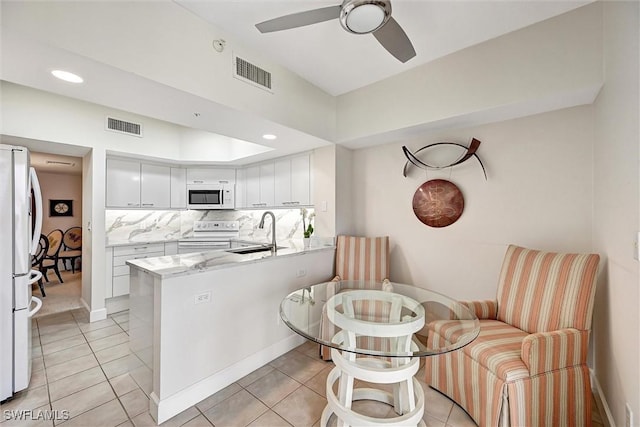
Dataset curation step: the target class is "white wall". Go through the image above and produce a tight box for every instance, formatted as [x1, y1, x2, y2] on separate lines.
[593, 1, 640, 425]
[351, 106, 594, 300]
[37, 172, 82, 236]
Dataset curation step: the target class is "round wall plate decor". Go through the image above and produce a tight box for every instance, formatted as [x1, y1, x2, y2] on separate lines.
[412, 179, 464, 227]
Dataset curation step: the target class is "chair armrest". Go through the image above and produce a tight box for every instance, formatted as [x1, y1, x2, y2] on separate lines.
[459, 300, 498, 320]
[521, 328, 590, 375]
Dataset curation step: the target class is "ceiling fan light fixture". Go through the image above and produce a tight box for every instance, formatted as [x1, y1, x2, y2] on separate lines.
[340, 0, 391, 34]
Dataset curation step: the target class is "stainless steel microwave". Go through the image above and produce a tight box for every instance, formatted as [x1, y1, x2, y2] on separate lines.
[186, 184, 235, 210]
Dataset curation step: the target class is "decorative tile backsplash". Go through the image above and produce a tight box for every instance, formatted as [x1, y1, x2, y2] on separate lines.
[105, 208, 315, 245]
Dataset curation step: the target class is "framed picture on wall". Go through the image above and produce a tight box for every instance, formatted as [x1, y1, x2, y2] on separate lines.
[49, 199, 73, 217]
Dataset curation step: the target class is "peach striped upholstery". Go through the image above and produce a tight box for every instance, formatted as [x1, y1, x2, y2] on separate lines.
[319, 236, 391, 360]
[495, 245, 599, 333]
[425, 245, 600, 427]
[334, 235, 390, 282]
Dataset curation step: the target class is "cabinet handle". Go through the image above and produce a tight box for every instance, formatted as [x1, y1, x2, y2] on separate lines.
[142, 203, 154, 206]
[134, 247, 148, 250]
[127, 203, 139, 207]
[291, 201, 300, 205]
[193, 180, 204, 184]
[219, 180, 229, 184]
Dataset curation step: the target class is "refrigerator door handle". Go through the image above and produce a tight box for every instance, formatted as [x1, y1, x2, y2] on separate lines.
[29, 167, 43, 255]
[28, 270, 42, 285]
[28, 296, 42, 317]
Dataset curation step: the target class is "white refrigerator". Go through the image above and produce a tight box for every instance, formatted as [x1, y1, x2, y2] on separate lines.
[0, 144, 43, 402]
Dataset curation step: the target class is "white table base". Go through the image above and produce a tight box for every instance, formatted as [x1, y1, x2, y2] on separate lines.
[320, 347, 426, 427]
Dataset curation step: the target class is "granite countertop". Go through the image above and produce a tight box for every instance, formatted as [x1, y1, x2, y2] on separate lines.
[126, 241, 335, 279]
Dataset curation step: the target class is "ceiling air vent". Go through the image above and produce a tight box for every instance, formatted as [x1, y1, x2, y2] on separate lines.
[233, 55, 272, 92]
[105, 117, 143, 137]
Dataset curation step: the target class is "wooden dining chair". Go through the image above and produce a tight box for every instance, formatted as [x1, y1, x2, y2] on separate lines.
[41, 229, 65, 284]
[59, 226, 82, 273]
[31, 234, 49, 297]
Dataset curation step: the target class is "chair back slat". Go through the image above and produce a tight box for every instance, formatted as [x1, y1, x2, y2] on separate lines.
[335, 236, 389, 282]
[496, 245, 600, 333]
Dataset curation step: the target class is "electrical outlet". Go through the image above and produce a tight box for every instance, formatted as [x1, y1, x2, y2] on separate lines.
[626, 403, 633, 427]
[194, 292, 211, 304]
[296, 268, 307, 277]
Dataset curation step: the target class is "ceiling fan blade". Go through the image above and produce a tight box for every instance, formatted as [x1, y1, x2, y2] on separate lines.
[256, 5, 341, 33]
[373, 17, 416, 63]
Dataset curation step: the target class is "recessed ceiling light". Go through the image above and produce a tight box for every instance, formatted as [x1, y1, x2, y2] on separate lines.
[262, 134, 277, 140]
[51, 70, 84, 83]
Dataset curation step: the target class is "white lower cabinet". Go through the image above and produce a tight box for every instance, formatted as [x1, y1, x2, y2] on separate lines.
[105, 242, 166, 298]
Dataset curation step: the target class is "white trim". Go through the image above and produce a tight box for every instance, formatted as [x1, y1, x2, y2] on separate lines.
[590, 369, 614, 427]
[150, 333, 304, 424]
[83, 297, 107, 323]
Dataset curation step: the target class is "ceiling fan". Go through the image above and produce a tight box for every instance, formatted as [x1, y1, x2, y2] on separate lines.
[255, 0, 416, 63]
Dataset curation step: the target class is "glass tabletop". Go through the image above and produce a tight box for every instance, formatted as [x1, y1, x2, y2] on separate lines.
[280, 280, 480, 358]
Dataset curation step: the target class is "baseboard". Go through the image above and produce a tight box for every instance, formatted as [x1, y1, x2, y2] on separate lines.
[150, 333, 305, 424]
[82, 298, 107, 323]
[590, 369, 615, 427]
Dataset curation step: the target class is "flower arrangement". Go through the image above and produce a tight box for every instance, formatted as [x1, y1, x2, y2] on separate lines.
[300, 208, 315, 238]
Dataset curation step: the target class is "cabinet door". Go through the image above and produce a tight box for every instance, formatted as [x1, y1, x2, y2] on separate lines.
[106, 159, 140, 208]
[141, 164, 171, 208]
[259, 162, 275, 206]
[245, 165, 261, 207]
[290, 154, 310, 205]
[187, 168, 236, 184]
[274, 158, 291, 207]
[170, 168, 187, 209]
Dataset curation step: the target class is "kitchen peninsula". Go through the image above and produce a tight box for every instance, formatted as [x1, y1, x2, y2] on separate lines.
[126, 243, 335, 424]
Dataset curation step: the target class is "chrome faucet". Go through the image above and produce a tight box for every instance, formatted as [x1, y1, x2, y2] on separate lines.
[258, 211, 277, 253]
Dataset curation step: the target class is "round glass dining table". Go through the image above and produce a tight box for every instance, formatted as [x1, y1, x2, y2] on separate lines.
[280, 280, 480, 427]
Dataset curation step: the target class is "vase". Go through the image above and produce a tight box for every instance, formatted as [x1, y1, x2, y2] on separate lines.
[303, 237, 310, 249]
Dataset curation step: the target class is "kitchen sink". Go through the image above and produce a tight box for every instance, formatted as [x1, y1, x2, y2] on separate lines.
[225, 245, 285, 255]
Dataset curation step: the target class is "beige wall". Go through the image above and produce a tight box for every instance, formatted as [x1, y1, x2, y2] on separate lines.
[37, 171, 82, 237]
[593, 1, 640, 424]
[350, 106, 594, 301]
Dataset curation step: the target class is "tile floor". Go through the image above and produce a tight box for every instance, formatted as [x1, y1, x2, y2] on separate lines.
[1, 309, 605, 427]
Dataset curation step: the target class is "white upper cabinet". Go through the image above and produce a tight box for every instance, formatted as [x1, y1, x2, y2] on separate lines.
[259, 163, 275, 207]
[106, 158, 141, 208]
[141, 164, 171, 208]
[107, 158, 173, 209]
[240, 152, 312, 209]
[244, 165, 260, 207]
[274, 154, 310, 207]
[170, 168, 187, 209]
[243, 163, 274, 208]
[186, 168, 236, 184]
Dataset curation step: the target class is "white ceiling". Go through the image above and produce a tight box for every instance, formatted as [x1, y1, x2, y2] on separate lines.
[1, 0, 595, 163]
[176, 0, 593, 96]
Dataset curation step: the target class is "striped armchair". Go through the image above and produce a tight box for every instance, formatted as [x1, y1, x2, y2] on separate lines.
[425, 245, 600, 427]
[319, 235, 391, 360]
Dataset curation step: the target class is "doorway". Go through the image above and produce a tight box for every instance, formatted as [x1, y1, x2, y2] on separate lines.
[30, 151, 84, 317]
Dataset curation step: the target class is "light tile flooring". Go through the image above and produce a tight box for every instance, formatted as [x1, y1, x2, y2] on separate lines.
[2, 309, 605, 427]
